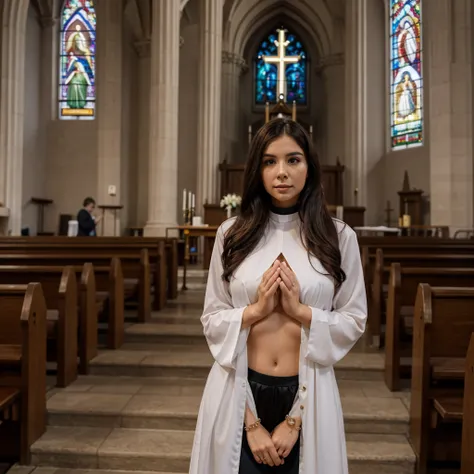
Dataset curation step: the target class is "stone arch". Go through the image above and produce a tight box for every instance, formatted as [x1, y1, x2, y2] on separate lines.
[242, 11, 321, 64]
[225, 0, 333, 58]
[0, 0, 30, 235]
[242, 13, 322, 114]
[180, 0, 189, 13]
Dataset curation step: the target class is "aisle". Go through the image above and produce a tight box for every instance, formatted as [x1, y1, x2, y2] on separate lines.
[10, 270, 415, 474]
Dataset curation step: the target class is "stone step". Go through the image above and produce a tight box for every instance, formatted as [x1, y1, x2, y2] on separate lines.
[30, 427, 193, 472]
[119, 343, 210, 353]
[89, 349, 212, 378]
[46, 376, 409, 435]
[125, 311, 202, 327]
[178, 283, 206, 291]
[178, 267, 207, 276]
[90, 349, 384, 382]
[335, 352, 385, 381]
[30, 426, 415, 474]
[147, 316, 201, 326]
[124, 323, 205, 345]
[8, 467, 186, 474]
[177, 273, 207, 291]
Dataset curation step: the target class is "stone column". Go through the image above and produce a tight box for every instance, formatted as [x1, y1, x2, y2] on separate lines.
[96, 1, 122, 235]
[221, 51, 246, 164]
[344, 0, 368, 207]
[196, 0, 223, 211]
[134, 40, 150, 227]
[39, 16, 58, 122]
[319, 53, 345, 164]
[427, 0, 473, 232]
[0, 0, 29, 235]
[144, 0, 180, 236]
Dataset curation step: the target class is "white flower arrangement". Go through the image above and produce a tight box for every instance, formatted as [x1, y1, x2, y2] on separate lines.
[220, 193, 242, 218]
[220, 193, 242, 210]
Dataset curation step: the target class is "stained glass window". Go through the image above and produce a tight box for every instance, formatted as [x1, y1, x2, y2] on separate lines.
[255, 28, 307, 105]
[59, 0, 96, 120]
[390, 0, 423, 149]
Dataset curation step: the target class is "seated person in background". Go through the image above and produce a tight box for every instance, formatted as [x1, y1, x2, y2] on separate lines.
[77, 197, 102, 236]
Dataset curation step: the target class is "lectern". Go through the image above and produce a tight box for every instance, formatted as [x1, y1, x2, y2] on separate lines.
[397, 171, 424, 226]
[30, 197, 54, 235]
[98, 205, 123, 236]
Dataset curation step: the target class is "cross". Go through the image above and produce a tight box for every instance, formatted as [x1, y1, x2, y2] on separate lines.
[384, 200, 394, 227]
[263, 29, 300, 98]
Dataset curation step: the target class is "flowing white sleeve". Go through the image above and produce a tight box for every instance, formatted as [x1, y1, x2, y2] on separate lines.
[305, 226, 367, 366]
[201, 222, 246, 369]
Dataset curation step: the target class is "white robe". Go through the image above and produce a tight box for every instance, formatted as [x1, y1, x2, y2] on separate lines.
[189, 211, 367, 474]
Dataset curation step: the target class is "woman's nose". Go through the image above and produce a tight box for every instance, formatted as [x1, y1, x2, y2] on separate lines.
[277, 163, 288, 178]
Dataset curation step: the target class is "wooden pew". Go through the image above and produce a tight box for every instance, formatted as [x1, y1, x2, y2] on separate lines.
[0, 257, 124, 351]
[94, 257, 124, 349]
[0, 266, 77, 387]
[399, 225, 450, 238]
[385, 264, 474, 391]
[428, 335, 474, 474]
[461, 333, 474, 474]
[0, 264, 99, 380]
[0, 283, 47, 464]
[360, 239, 474, 344]
[360, 237, 474, 292]
[0, 249, 149, 322]
[410, 285, 474, 474]
[0, 236, 179, 307]
[79, 263, 98, 372]
[369, 249, 474, 346]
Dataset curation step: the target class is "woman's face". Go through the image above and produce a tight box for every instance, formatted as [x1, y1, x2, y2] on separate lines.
[261, 134, 308, 208]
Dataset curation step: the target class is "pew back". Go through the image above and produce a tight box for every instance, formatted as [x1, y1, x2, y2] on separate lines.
[0, 283, 47, 463]
[0, 235, 178, 303]
[369, 249, 474, 346]
[0, 266, 79, 387]
[410, 285, 474, 473]
[385, 265, 474, 391]
[461, 333, 474, 474]
[0, 251, 144, 323]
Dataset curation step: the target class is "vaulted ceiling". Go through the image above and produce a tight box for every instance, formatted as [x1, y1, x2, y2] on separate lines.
[31, 0, 53, 18]
[125, 0, 346, 52]
[124, 0, 151, 41]
[223, 0, 342, 57]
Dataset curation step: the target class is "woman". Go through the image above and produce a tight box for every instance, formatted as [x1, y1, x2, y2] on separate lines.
[189, 118, 367, 474]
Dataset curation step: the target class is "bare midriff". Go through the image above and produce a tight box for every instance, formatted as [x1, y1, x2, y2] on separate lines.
[247, 303, 301, 376]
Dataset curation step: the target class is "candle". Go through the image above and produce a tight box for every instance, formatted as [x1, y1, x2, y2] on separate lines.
[182, 189, 186, 210]
[188, 191, 192, 210]
[310, 125, 313, 134]
[192, 193, 195, 208]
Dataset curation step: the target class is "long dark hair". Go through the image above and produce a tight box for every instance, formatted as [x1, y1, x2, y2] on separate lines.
[222, 118, 346, 288]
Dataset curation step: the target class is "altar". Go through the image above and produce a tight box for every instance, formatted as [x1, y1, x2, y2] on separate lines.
[202, 27, 365, 232]
[204, 202, 365, 228]
[204, 158, 366, 228]
[204, 44, 365, 226]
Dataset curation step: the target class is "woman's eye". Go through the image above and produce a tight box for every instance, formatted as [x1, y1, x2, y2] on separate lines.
[263, 159, 275, 166]
[288, 157, 300, 164]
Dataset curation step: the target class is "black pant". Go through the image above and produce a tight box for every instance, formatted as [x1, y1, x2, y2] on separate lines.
[239, 368, 300, 474]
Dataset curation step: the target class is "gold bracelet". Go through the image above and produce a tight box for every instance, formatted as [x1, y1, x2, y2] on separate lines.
[244, 418, 261, 432]
[285, 415, 302, 431]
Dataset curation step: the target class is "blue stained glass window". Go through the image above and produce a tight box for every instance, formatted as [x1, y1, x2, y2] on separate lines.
[59, 0, 96, 120]
[255, 28, 307, 105]
[390, 0, 423, 149]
